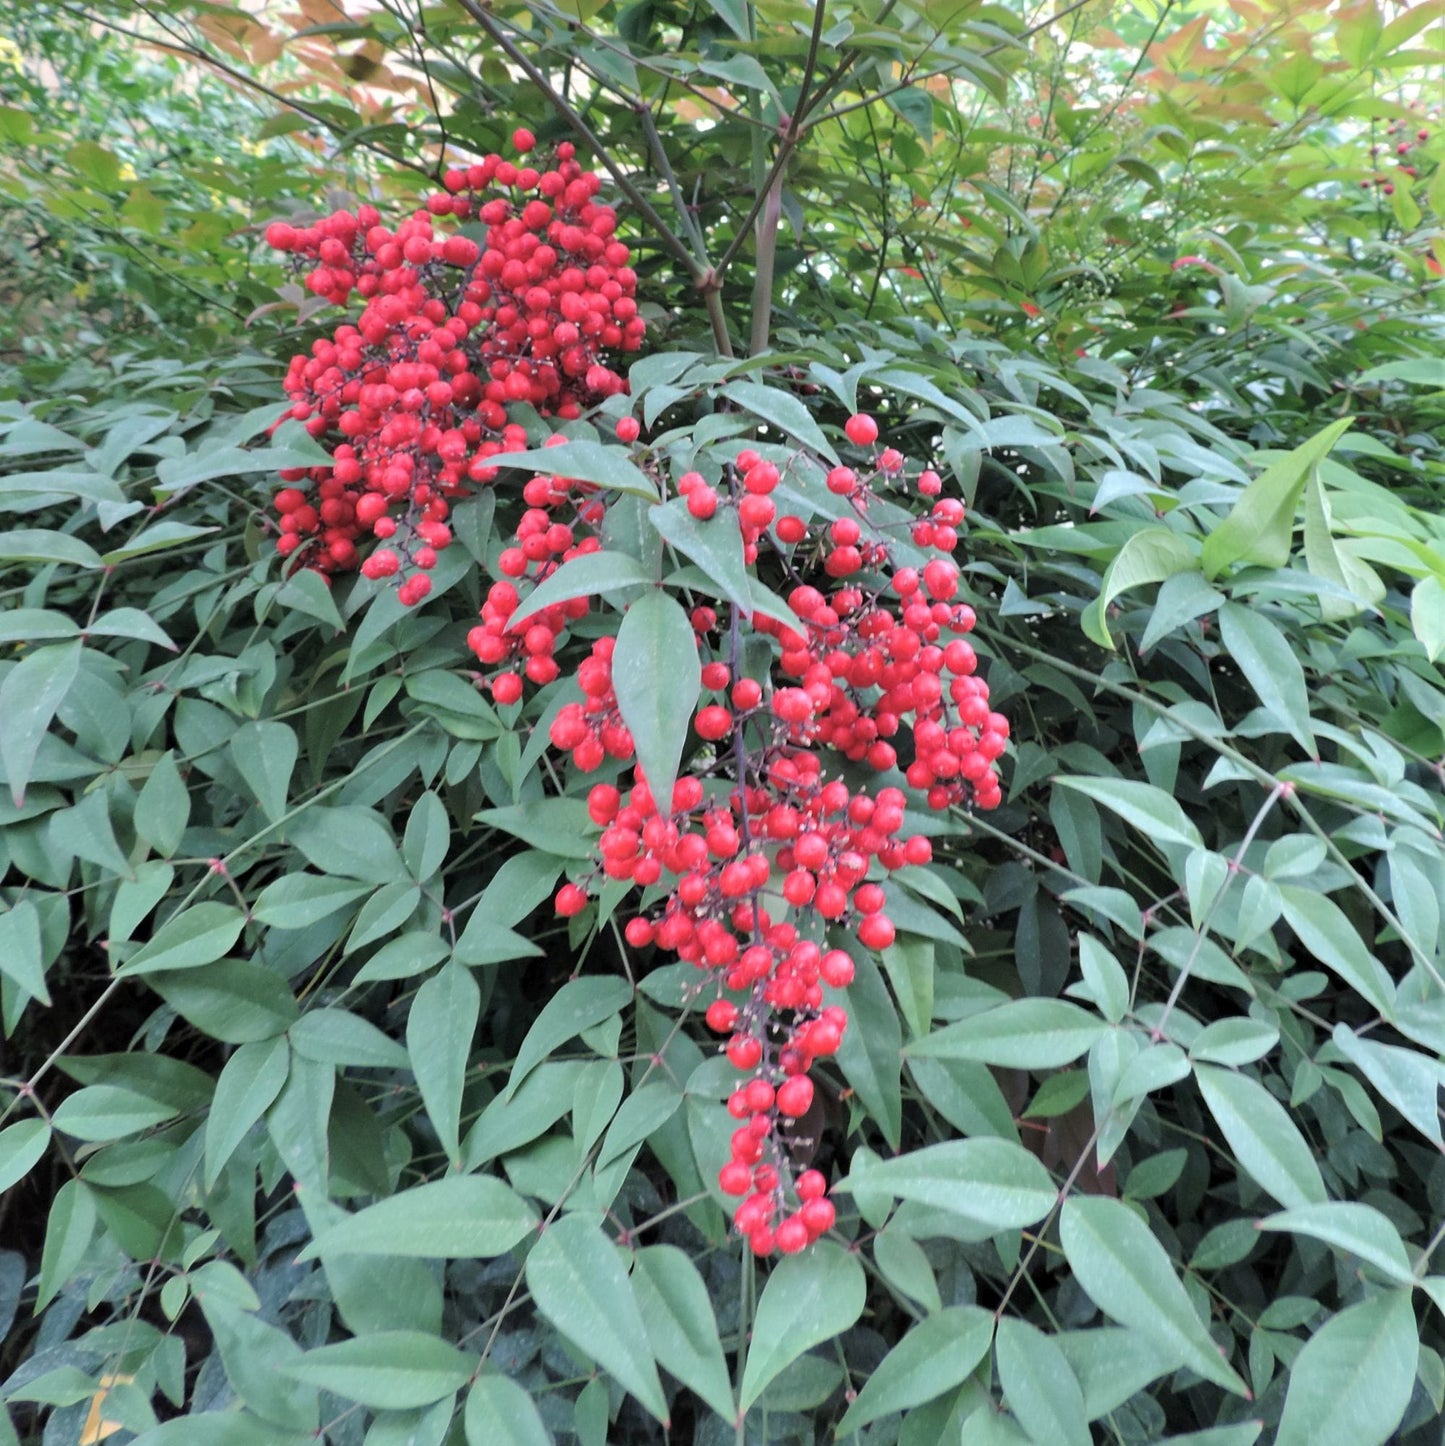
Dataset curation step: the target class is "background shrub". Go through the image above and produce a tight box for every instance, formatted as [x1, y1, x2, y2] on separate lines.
[2, 2, 1444, 1443]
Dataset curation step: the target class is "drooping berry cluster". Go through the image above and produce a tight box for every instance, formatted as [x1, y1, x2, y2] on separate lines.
[263, 131, 642, 599]
[521, 412, 1007, 1254]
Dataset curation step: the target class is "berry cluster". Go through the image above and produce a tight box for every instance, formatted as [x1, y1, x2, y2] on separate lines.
[263, 132, 642, 596]
[528, 412, 1007, 1254]
[1363, 115, 1434, 194]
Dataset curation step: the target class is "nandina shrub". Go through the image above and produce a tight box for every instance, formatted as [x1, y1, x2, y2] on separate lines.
[5, 3, 1445, 1442]
[264, 137, 1013, 1256]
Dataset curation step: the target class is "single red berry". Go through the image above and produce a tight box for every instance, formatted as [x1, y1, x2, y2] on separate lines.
[800, 1197, 836, 1236]
[796, 1169, 827, 1201]
[555, 882, 588, 916]
[706, 999, 739, 1034]
[845, 413, 878, 446]
[775, 1216, 809, 1253]
[776, 1074, 814, 1117]
[726, 1034, 763, 1070]
[695, 705, 734, 741]
[719, 1161, 753, 1195]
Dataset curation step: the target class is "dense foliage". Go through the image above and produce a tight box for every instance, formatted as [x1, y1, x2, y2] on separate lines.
[2, 1, 1445, 1444]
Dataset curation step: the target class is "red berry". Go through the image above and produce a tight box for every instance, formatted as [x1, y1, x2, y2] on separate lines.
[796, 1169, 827, 1201]
[776, 1074, 814, 1117]
[705, 998, 738, 1033]
[845, 413, 879, 446]
[726, 1034, 763, 1070]
[800, 1197, 836, 1236]
[555, 882, 588, 916]
[719, 1161, 753, 1195]
[695, 705, 734, 740]
[775, 1216, 809, 1254]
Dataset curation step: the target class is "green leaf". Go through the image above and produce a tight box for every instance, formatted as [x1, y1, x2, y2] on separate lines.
[1304, 473, 1384, 622]
[49, 789, 132, 878]
[252, 875, 372, 929]
[87, 607, 177, 650]
[288, 806, 403, 884]
[300, 1175, 538, 1260]
[1194, 1064, 1327, 1208]
[0, 1118, 50, 1193]
[509, 976, 633, 1096]
[504, 550, 653, 633]
[36, 1178, 97, 1310]
[597, 1081, 682, 1167]
[400, 791, 450, 882]
[282, 1332, 475, 1410]
[611, 590, 699, 809]
[155, 441, 332, 490]
[525, 1214, 667, 1422]
[0, 530, 102, 568]
[475, 798, 597, 858]
[1278, 888, 1395, 1016]
[488, 440, 658, 498]
[1189, 1018, 1279, 1066]
[1054, 776, 1203, 851]
[0, 900, 48, 1005]
[1218, 603, 1316, 754]
[402, 671, 500, 741]
[908, 999, 1105, 1069]
[1087, 528, 1199, 649]
[1330, 1025, 1443, 1146]
[836, 1306, 993, 1433]
[739, 1241, 866, 1411]
[289, 1009, 409, 1069]
[0, 609, 78, 646]
[995, 1317, 1091, 1446]
[276, 568, 345, 631]
[727, 380, 839, 463]
[463, 850, 564, 934]
[195, 1292, 318, 1431]
[100, 521, 219, 563]
[1258, 1202, 1412, 1285]
[879, 936, 934, 1040]
[649, 499, 751, 615]
[464, 1374, 551, 1446]
[151, 960, 299, 1043]
[1274, 1289, 1418, 1446]
[1075, 935, 1129, 1023]
[1201, 419, 1352, 578]
[0, 641, 81, 806]
[1060, 1196, 1249, 1395]
[836, 946, 903, 1148]
[632, 1245, 735, 1421]
[52, 1084, 175, 1141]
[407, 962, 480, 1166]
[837, 1138, 1057, 1227]
[131, 1418, 313, 1446]
[134, 751, 189, 858]
[1412, 576, 1445, 661]
[205, 1037, 290, 1189]
[119, 902, 245, 976]
[230, 722, 298, 824]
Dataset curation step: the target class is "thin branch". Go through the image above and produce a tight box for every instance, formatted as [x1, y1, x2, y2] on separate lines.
[638, 102, 710, 263]
[712, 0, 831, 291]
